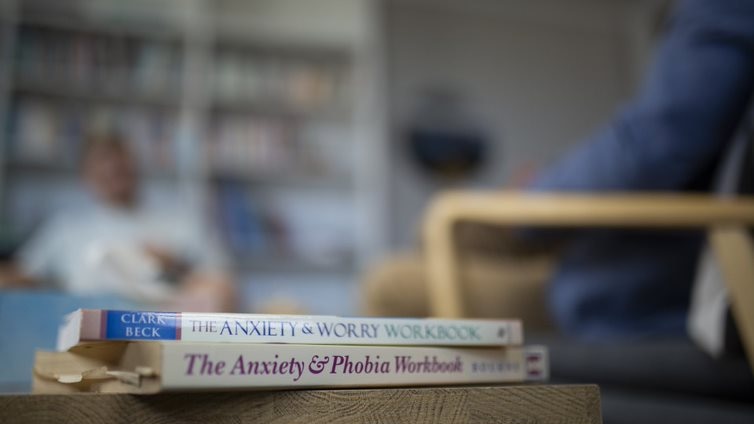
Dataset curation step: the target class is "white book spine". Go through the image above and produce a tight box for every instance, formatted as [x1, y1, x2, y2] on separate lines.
[59, 309, 523, 350]
[159, 344, 548, 389]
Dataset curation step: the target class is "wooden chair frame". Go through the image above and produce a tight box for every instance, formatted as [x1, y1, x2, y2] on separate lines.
[423, 191, 754, 369]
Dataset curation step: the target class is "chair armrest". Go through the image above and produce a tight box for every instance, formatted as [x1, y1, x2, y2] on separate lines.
[424, 191, 754, 316]
[422, 191, 754, 370]
[423, 192, 754, 231]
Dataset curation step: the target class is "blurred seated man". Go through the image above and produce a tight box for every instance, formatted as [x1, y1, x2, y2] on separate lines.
[0, 133, 236, 312]
[363, 0, 754, 342]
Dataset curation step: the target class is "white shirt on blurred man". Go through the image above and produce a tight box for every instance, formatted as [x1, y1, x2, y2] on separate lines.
[12, 134, 235, 311]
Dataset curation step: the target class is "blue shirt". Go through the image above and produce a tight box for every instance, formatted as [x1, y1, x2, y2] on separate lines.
[529, 0, 754, 339]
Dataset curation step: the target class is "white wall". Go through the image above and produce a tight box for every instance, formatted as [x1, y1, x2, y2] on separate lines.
[384, 0, 660, 248]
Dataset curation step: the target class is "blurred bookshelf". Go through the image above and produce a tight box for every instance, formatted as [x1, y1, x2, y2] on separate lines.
[0, 0, 388, 311]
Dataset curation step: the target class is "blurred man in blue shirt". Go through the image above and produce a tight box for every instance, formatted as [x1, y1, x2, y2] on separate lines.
[529, 0, 754, 339]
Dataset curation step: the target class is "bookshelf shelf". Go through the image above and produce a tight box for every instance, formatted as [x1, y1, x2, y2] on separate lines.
[13, 78, 182, 108]
[7, 162, 183, 181]
[210, 171, 352, 190]
[5, 162, 77, 177]
[209, 100, 349, 122]
[18, 10, 183, 43]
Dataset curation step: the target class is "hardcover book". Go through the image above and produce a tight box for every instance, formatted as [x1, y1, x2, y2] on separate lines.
[57, 309, 524, 351]
[33, 342, 548, 393]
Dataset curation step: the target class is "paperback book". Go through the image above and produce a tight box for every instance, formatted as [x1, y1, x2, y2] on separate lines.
[57, 309, 524, 350]
[33, 342, 548, 393]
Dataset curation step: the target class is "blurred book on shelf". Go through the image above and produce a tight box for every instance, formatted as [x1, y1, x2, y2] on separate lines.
[212, 181, 356, 273]
[214, 181, 273, 256]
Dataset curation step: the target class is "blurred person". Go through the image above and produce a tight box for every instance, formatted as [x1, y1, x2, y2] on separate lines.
[364, 0, 754, 342]
[0, 133, 237, 312]
[525, 0, 753, 340]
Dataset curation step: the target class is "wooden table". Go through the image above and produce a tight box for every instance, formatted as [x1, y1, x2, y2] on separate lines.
[0, 384, 600, 423]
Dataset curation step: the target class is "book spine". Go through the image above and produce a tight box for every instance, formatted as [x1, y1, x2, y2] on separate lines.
[76, 310, 523, 347]
[160, 344, 548, 390]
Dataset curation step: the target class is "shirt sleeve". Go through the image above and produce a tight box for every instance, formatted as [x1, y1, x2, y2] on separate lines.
[529, 0, 754, 193]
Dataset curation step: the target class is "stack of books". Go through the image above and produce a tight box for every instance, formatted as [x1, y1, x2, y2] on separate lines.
[32, 309, 548, 393]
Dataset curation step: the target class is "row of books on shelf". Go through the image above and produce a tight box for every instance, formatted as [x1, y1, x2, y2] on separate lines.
[15, 25, 183, 97]
[7, 98, 351, 177]
[209, 116, 296, 176]
[212, 50, 349, 112]
[215, 182, 286, 257]
[33, 309, 547, 393]
[13, 26, 351, 111]
[208, 116, 352, 178]
[7, 99, 178, 171]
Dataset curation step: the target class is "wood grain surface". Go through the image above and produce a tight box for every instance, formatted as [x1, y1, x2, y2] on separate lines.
[0, 384, 601, 424]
